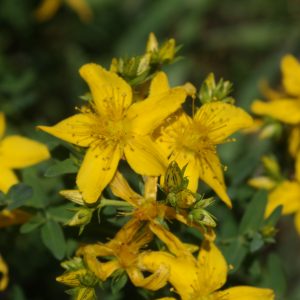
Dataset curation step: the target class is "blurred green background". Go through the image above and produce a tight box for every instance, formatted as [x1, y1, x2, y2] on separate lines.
[1, 0, 300, 299]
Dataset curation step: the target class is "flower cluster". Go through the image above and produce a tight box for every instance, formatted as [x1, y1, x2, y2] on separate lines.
[250, 55, 300, 235]
[32, 33, 275, 299]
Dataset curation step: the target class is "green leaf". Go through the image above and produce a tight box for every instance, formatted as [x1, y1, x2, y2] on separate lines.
[222, 237, 248, 273]
[263, 253, 287, 298]
[264, 205, 282, 227]
[249, 232, 264, 252]
[41, 220, 66, 260]
[20, 214, 45, 234]
[7, 183, 33, 210]
[111, 271, 128, 294]
[239, 190, 267, 235]
[44, 158, 78, 177]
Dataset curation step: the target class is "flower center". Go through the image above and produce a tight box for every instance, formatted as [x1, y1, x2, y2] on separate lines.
[178, 123, 215, 155]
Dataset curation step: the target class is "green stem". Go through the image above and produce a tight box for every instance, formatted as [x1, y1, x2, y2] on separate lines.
[97, 198, 133, 209]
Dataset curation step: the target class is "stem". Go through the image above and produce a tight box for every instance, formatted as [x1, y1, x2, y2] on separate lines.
[97, 198, 133, 209]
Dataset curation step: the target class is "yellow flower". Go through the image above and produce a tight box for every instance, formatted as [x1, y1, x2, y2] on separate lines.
[39, 65, 186, 204]
[265, 153, 300, 235]
[138, 223, 274, 300]
[0, 112, 50, 193]
[252, 54, 300, 124]
[77, 218, 169, 291]
[0, 255, 8, 291]
[35, 0, 92, 22]
[156, 102, 253, 207]
[110, 171, 215, 241]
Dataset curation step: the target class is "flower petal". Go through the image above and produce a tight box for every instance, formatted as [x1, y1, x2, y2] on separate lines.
[198, 151, 232, 207]
[76, 143, 121, 204]
[214, 286, 274, 300]
[197, 241, 228, 294]
[0, 255, 8, 291]
[281, 54, 300, 97]
[0, 136, 49, 169]
[110, 172, 142, 207]
[265, 181, 300, 217]
[0, 166, 18, 193]
[0, 112, 5, 140]
[288, 125, 300, 158]
[251, 99, 300, 124]
[194, 102, 253, 143]
[128, 87, 186, 135]
[79, 64, 132, 119]
[149, 72, 170, 96]
[169, 150, 199, 192]
[125, 136, 168, 176]
[295, 152, 300, 183]
[38, 113, 97, 147]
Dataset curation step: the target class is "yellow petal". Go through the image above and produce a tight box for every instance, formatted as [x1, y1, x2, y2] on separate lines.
[79, 64, 132, 119]
[35, 0, 61, 22]
[0, 209, 31, 228]
[128, 86, 186, 135]
[138, 249, 197, 300]
[248, 176, 276, 190]
[197, 241, 228, 294]
[251, 99, 300, 124]
[0, 166, 18, 193]
[149, 72, 170, 96]
[125, 136, 168, 176]
[194, 102, 253, 143]
[0, 112, 5, 140]
[38, 113, 97, 147]
[65, 0, 92, 22]
[170, 151, 199, 192]
[0, 136, 49, 169]
[149, 223, 189, 256]
[127, 265, 169, 291]
[265, 181, 300, 217]
[214, 286, 274, 300]
[76, 143, 121, 204]
[294, 210, 300, 235]
[0, 255, 8, 291]
[281, 54, 300, 96]
[110, 172, 142, 207]
[198, 151, 232, 207]
[288, 125, 300, 158]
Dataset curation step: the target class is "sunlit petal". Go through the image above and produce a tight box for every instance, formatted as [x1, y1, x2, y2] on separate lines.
[214, 285, 274, 300]
[128, 87, 186, 135]
[110, 172, 142, 207]
[76, 143, 121, 204]
[149, 72, 170, 96]
[0, 136, 49, 169]
[79, 64, 132, 119]
[197, 241, 227, 294]
[0, 166, 18, 193]
[195, 102, 253, 143]
[265, 181, 300, 217]
[38, 113, 97, 147]
[198, 151, 231, 207]
[252, 99, 300, 124]
[125, 136, 168, 176]
[281, 54, 300, 97]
